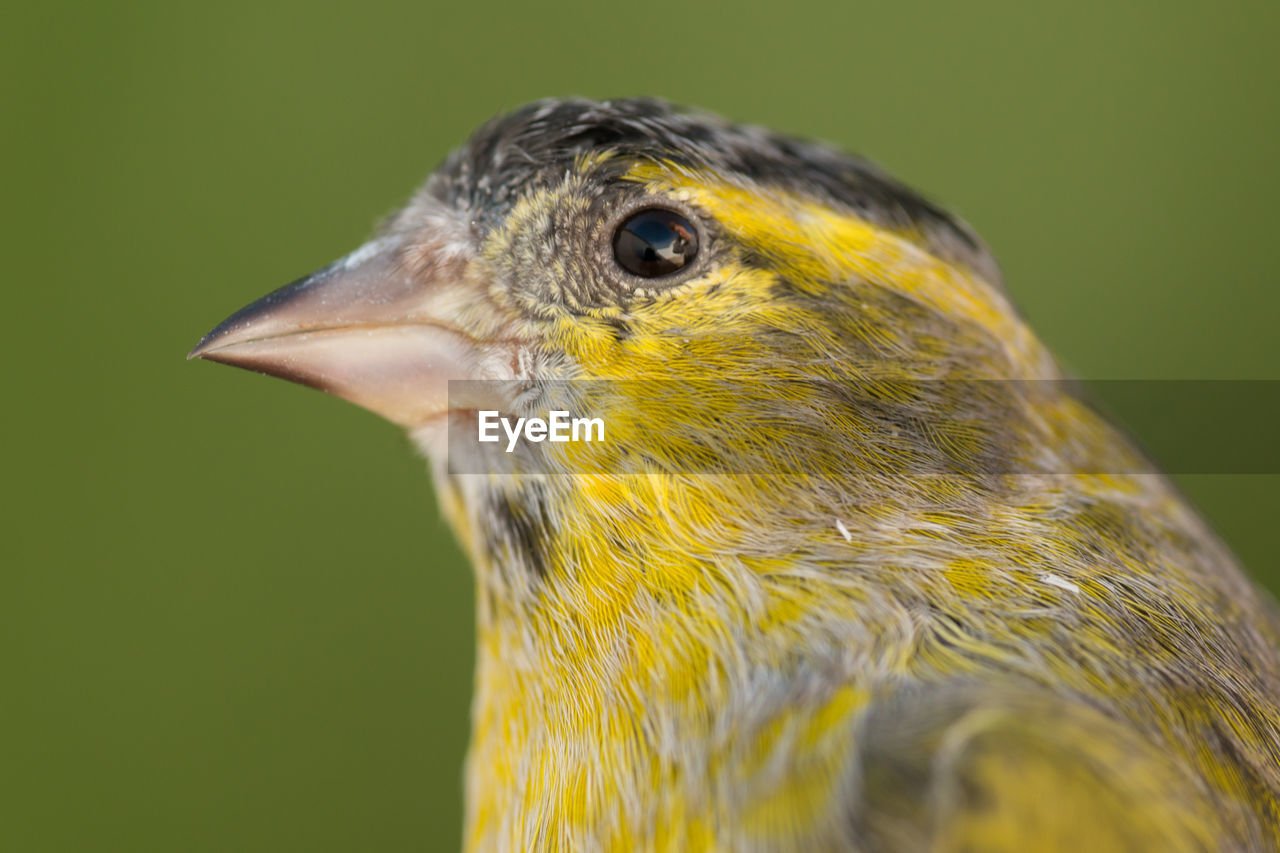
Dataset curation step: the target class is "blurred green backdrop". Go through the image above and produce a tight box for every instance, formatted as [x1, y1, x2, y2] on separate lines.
[4, 1, 1278, 850]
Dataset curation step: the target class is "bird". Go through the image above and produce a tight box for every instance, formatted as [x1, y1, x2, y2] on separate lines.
[191, 98, 1280, 851]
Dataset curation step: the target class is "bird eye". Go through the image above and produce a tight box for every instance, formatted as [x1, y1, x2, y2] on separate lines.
[612, 208, 699, 279]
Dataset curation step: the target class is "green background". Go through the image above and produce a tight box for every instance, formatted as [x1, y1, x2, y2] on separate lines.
[5, 1, 1278, 850]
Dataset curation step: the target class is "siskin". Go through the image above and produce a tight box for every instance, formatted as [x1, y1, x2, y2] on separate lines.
[192, 98, 1280, 851]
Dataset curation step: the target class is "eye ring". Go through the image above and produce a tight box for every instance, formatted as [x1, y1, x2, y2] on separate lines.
[611, 206, 701, 280]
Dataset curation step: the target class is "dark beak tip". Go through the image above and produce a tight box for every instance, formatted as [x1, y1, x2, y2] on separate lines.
[188, 312, 248, 361]
[187, 267, 328, 365]
[187, 331, 220, 361]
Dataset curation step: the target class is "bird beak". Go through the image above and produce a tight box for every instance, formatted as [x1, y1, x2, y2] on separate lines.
[189, 233, 512, 428]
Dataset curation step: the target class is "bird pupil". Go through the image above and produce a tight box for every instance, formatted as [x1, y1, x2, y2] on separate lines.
[612, 208, 698, 279]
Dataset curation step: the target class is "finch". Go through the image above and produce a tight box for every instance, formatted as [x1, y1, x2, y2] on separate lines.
[192, 98, 1280, 851]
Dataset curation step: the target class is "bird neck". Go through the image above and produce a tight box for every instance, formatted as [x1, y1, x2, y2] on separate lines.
[452, 475, 892, 850]
[432, 384, 1279, 850]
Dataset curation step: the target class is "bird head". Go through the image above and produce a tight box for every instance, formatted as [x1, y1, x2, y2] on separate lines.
[193, 98, 1096, 583]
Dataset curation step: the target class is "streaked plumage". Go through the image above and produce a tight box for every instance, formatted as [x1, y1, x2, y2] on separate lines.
[193, 98, 1280, 851]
